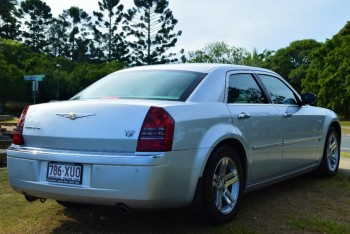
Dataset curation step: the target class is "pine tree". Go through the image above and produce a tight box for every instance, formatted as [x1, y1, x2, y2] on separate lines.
[59, 7, 92, 62]
[125, 0, 182, 66]
[0, 0, 21, 40]
[93, 0, 129, 63]
[20, 0, 52, 52]
[47, 18, 69, 57]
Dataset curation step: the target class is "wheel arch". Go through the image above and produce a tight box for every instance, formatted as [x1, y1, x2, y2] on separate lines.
[329, 121, 341, 145]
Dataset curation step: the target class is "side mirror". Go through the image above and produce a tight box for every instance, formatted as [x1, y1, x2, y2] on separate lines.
[301, 93, 316, 105]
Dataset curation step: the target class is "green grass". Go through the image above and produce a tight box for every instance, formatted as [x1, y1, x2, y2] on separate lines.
[291, 218, 350, 234]
[341, 121, 350, 135]
[0, 117, 18, 124]
[1, 168, 350, 233]
[343, 128, 350, 135]
[341, 121, 350, 127]
[342, 152, 350, 158]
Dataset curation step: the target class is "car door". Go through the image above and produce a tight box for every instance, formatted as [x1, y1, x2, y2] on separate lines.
[257, 74, 322, 172]
[226, 72, 283, 183]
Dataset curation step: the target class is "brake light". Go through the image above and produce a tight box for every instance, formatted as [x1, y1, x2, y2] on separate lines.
[13, 106, 29, 145]
[137, 107, 175, 152]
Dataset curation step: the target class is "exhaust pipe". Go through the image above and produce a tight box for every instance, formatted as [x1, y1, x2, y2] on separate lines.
[117, 203, 132, 214]
[24, 193, 46, 203]
[24, 193, 39, 202]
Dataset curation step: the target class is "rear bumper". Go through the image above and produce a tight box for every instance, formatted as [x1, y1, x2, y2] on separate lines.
[7, 146, 204, 209]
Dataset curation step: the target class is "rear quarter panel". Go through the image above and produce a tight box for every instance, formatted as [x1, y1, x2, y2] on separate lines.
[165, 103, 243, 181]
[313, 106, 341, 160]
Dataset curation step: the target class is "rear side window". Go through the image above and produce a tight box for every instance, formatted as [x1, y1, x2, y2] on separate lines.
[258, 75, 298, 105]
[227, 74, 267, 104]
[71, 70, 206, 101]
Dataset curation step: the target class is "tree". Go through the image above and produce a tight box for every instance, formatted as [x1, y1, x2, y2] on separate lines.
[93, 0, 128, 63]
[303, 26, 350, 119]
[47, 18, 69, 57]
[0, 0, 17, 23]
[186, 41, 249, 64]
[244, 48, 274, 67]
[20, 0, 52, 52]
[125, 0, 182, 66]
[59, 7, 92, 62]
[65, 60, 124, 97]
[0, 32, 127, 108]
[0, 39, 26, 113]
[337, 20, 350, 36]
[0, 0, 21, 40]
[264, 39, 321, 92]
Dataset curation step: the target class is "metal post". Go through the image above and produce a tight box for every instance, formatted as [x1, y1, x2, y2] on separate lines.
[33, 81, 36, 104]
[32, 81, 38, 104]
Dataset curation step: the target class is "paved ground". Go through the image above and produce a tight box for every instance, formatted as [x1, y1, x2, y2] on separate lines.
[339, 156, 350, 174]
[342, 136, 350, 153]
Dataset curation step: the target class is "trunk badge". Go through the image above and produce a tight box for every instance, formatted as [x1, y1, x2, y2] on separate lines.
[56, 113, 96, 120]
[125, 130, 136, 138]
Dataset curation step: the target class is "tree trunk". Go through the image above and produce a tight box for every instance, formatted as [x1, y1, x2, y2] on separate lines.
[147, 8, 151, 65]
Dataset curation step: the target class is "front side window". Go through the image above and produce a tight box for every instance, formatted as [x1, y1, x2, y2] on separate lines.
[259, 75, 298, 105]
[227, 74, 266, 104]
[71, 70, 206, 101]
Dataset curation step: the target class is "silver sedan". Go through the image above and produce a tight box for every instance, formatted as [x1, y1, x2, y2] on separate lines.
[7, 64, 341, 222]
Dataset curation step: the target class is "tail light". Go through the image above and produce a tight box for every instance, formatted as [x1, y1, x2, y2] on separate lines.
[13, 106, 29, 145]
[137, 107, 175, 152]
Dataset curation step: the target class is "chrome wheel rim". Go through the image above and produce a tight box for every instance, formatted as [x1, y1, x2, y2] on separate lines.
[212, 157, 240, 214]
[327, 133, 339, 172]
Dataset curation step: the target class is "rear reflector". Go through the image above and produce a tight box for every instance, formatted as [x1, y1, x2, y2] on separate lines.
[137, 107, 175, 152]
[13, 106, 29, 145]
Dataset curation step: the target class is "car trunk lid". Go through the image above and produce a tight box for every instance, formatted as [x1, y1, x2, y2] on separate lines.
[21, 100, 154, 153]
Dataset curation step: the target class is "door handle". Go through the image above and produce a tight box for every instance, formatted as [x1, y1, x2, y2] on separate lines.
[238, 112, 251, 119]
[283, 112, 292, 118]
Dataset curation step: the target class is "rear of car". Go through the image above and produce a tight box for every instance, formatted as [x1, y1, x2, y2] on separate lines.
[7, 67, 215, 209]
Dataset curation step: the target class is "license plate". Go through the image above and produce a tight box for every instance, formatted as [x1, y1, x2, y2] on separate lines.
[46, 162, 83, 185]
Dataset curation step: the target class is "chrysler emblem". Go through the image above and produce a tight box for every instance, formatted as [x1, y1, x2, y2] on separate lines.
[125, 130, 136, 138]
[56, 113, 96, 120]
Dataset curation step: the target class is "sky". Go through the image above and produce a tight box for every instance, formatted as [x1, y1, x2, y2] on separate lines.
[44, 0, 350, 54]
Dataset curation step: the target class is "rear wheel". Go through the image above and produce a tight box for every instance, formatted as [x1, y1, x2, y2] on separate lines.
[202, 145, 243, 223]
[320, 127, 340, 177]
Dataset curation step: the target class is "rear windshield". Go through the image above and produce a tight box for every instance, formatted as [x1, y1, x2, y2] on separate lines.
[71, 70, 206, 101]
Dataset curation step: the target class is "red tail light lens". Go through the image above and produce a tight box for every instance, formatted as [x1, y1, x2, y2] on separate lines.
[13, 106, 29, 145]
[137, 107, 175, 152]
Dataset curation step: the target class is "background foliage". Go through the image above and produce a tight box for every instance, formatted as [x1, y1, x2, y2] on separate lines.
[0, 0, 349, 119]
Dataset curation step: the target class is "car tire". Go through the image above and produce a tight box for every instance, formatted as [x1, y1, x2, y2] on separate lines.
[56, 200, 88, 209]
[202, 145, 243, 223]
[320, 127, 340, 177]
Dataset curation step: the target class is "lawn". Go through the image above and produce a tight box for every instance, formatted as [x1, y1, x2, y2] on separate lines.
[342, 121, 350, 127]
[0, 117, 349, 232]
[0, 118, 18, 125]
[1, 168, 350, 233]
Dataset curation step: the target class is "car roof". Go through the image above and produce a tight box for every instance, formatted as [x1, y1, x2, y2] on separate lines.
[120, 63, 275, 74]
